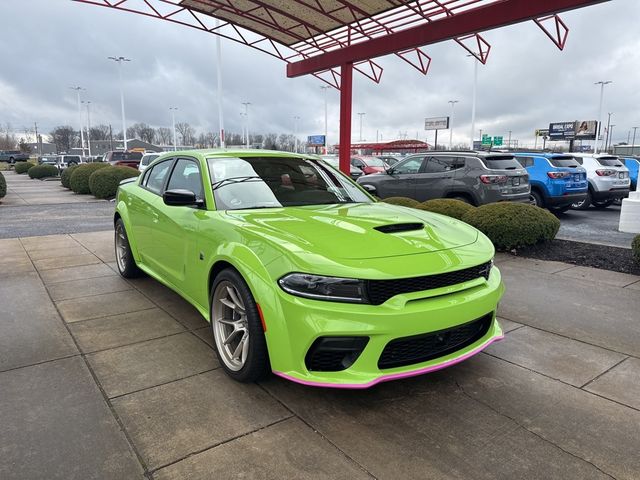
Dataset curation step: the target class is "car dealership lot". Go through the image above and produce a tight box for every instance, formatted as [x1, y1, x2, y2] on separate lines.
[1, 229, 639, 479]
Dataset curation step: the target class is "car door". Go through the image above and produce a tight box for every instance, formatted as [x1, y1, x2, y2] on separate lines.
[128, 158, 175, 267]
[413, 156, 457, 201]
[378, 155, 425, 199]
[148, 157, 205, 289]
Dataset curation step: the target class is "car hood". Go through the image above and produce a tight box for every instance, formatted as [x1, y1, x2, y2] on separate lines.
[223, 203, 478, 260]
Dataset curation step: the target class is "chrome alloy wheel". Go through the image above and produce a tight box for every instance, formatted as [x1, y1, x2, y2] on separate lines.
[115, 222, 128, 273]
[212, 281, 250, 371]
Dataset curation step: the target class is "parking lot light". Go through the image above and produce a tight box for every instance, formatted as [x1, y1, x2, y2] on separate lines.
[594, 80, 612, 154]
[108, 56, 131, 150]
[170, 107, 178, 151]
[448, 100, 459, 150]
[69, 86, 86, 157]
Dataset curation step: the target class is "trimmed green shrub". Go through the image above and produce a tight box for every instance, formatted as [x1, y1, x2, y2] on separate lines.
[0, 162, 8, 171]
[633, 235, 640, 264]
[14, 161, 34, 174]
[0, 171, 5, 199]
[69, 163, 109, 194]
[382, 196, 421, 208]
[61, 165, 79, 189]
[28, 164, 59, 179]
[418, 199, 476, 221]
[462, 202, 560, 250]
[89, 166, 140, 199]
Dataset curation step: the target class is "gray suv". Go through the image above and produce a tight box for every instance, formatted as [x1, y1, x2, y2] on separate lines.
[357, 151, 530, 205]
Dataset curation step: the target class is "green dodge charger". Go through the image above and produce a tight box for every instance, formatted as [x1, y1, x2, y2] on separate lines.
[114, 149, 504, 388]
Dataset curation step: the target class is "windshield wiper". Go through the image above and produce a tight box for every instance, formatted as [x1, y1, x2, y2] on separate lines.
[212, 175, 262, 191]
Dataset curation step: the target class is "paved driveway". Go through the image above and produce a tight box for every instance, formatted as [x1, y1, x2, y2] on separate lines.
[1, 231, 639, 479]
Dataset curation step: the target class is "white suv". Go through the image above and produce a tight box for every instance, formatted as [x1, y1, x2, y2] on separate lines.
[138, 153, 160, 173]
[571, 154, 630, 209]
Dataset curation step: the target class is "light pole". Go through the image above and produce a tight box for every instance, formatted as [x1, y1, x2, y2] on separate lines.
[215, 19, 225, 148]
[468, 55, 479, 150]
[239, 112, 246, 144]
[320, 86, 330, 153]
[169, 107, 178, 151]
[608, 124, 616, 152]
[594, 80, 612, 154]
[293, 115, 301, 153]
[448, 100, 459, 150]
[241, 102, 251, 148]
[108, 56, 131, 150]
[357, 112, 365, 141]
[82, 101, 92, 157]
[508, 130, 512, 149]
[604, 112, 613, 152]
[632, 127, 638, 155]
[69, 86, 85, 156]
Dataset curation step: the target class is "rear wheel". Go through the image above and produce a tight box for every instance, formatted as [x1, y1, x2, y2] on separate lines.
[592, 199, 614, 209]
[529, 190, 544, 208]
[572, 190, 591, 210]
[114, 218, 143, 278]
[210, 269, 270, 383]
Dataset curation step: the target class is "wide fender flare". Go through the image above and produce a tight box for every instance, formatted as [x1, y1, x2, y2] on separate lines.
[114, 200, 142, 263]
[207, 243, 296, 370]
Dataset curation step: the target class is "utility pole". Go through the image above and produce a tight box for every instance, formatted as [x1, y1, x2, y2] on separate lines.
[320, 86, 330, 153]
[632, 127, 638, 155]
[107, 56, 131, 150]
[448, 100, 459, 150]
[242, 102, 251, 148]
[170, 107, 178, 151]
[69, 86, 85, 156]
[293, 115, 300, 153]
[357, 112, 365, 141]
[594, 80, 612, 154]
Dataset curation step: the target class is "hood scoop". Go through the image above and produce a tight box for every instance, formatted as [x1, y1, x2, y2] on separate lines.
[374, 222, 425, 234]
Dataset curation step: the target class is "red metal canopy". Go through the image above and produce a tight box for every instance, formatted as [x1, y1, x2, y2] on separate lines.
[345, 139, 431, 153]
[74, 0, 609, 174]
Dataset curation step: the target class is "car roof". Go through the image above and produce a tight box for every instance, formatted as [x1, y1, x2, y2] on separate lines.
[159, 149, 324, 160]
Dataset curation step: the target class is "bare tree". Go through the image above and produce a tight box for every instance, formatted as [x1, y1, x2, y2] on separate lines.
[0, 123, 17, 150]
[262, 133, 278, 150]
[175, 122, 194, 146]
[156, 127, 172, 146]
[138, 124, 156, 144]
[50, 126, 77, 153]
[89, 124, 110, 141]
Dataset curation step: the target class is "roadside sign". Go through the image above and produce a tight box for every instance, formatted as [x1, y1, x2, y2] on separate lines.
[307, 135, 326, 146]
[535, 128, 549, 137]
[481, 134, 491, 146]
[493, 136, 503, 146]
[424, 116, 449, 130]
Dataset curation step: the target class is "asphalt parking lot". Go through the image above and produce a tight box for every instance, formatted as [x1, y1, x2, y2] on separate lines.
[2, 173, 640, 479]
[557, 205, 636, 248]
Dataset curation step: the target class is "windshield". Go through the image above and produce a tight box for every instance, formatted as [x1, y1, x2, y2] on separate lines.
[479, 156, 522, 170]
[360, 156, 386, 167]
[549, 156, 580, 167]
[597, 157, 624, 167]
[112, 151, 143, 161]
[207, 156, 372, 210]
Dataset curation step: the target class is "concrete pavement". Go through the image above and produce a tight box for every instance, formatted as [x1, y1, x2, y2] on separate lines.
[1, 231, 639, 479]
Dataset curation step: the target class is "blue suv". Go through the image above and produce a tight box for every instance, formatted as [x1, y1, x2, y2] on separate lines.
[514, 153, 588, 212]
[621, 157, 639, 191]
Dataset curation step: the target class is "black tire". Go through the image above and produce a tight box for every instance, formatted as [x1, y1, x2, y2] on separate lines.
[572, 190, 591, 210]
[114, 218, 143, 278]
[530, 190, 544, 208]
[9, 157, 14, 164]
[551, 205, 572, 214]
[210, 268, 270, 383]
[592, 199, 614, 209]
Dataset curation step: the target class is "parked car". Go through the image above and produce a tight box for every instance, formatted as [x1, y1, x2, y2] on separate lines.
[0, 150, 30, 163]
[61, 154, 82, 166]
[378, 155, 403, 166]
[114, 150, 504, 387]
[357, 151, 530, 205]
[103, 150, 143, 168]
[513, 153, 587, 212]
[621, 157, 639, 191]
[569, 154, 630, 209]
[320, 155, 363, 180]
[138, 153, 161, 173]
[350, 155, 388, 174]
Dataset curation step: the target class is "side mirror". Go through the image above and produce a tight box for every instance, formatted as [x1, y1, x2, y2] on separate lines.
[385, 168, 395, 175]
[163, 189, 202, 207]
[361, 184, 377, 193]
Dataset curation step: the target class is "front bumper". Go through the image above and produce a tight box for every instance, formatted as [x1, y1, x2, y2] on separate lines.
[269, 265, 505, 388]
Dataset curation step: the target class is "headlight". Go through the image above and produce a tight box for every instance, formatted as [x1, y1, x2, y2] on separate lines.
[278, 273, 368, 303]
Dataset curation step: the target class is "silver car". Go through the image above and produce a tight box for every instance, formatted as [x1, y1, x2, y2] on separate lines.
[138, 153, 160, 173]
[571, 154, 630, 209]
[357, 151, 530, 205]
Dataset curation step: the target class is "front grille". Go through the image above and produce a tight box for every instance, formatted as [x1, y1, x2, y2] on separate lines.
[378, 313, 493, 369]
[366, 261, 492, 305]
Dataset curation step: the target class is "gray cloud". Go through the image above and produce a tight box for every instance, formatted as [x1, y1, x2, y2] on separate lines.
[0, 0, 637, 148]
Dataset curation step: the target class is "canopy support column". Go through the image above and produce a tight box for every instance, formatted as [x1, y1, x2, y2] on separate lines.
[339, 62, 353, 175]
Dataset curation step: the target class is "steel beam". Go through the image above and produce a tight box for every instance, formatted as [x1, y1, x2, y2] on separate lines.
[287, 0, 609, 77]
[339, 63, 353, 176]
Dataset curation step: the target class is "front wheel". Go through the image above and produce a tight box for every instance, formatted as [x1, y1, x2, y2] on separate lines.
[529, 190, 544, 208]
[572, 190, 591, 210]
[114, 218, 143, 278]
[210, 269, 270, 383]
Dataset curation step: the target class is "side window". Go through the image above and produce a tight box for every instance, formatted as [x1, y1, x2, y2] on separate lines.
[351, 158, 364, 168]
[393, 157, 424, 174]
[423, 156, 454, 173]
[145, 160, 173, 194]
[167, 158, 204, 200]
[516, 157, 534, 168]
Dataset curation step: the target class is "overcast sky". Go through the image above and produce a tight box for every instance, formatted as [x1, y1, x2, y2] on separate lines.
[0, 0, 638, 148]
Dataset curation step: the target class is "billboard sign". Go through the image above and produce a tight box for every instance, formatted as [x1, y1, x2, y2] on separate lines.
[424, 116, 449, 130]
[307, 135, 326, 146]
[535, 128, 549, 137]
[548, 121, 598, 140]
[574, 120, 597, 139]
